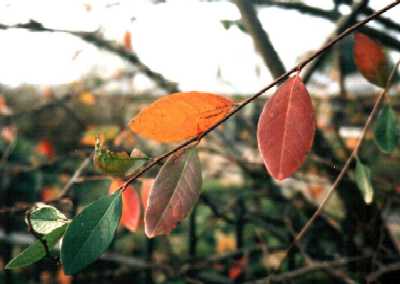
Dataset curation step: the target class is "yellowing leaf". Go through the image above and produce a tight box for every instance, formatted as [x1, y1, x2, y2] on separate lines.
[129, 92, 234, 143]
[94, 139, 148, 177]
[216, 232, 235, 254]
[80, 126, 120, 146]
[355, 158, 374, 204]
[79, 91, 96, 106]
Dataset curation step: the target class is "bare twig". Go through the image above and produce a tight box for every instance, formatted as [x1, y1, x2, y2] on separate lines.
[367, 261, 400, 283]
[51, 154, 92, 201]
[255, 0, 400, 52]
[0, 20, 178, 93]
[246, 255, 370, 284]
[302, 0, 369, 82]
[234, 0, 286, 78]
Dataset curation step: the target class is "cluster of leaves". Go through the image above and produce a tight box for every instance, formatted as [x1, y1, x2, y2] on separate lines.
[5, 32, 399, 276]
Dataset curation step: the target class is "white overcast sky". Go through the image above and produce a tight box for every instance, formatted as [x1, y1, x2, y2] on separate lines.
[0, 0, 398, 94]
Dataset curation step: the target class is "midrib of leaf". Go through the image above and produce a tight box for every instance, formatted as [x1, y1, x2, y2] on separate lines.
[278, 77, 298, 178]
[69, 192, 120, 266]
[152, 151, 194, 235]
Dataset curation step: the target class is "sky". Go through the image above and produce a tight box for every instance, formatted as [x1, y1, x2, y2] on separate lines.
[0, 0, 398, 94]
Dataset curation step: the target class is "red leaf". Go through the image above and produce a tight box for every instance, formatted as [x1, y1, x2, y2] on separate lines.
[145, 149, 202, 238]
[353, 33, 390, 87]
[109, 179, 141, 232]
[257, 75, 315, 180]
[228, 257, 247, 280]
[35, 139, 56, 159]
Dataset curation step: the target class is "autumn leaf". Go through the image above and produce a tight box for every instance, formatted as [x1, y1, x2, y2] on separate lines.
[140, 178, 154, 209]
[216, 232, 236, 254]
[80, 125, 120, 146]
[129, 92, 234, 143]
[94, 138, 148, 177]
[79, 91, 96, 106]
[109, 179, 141, 232]
[355, 158, 374, 204]
[353, 33, 391, 87]
[228, 257, 247, 280]
[145, 148, 202, 238]
[35, 139, 56, 160]
[257, 75, 316, 180]
[123, 31, 132, 51]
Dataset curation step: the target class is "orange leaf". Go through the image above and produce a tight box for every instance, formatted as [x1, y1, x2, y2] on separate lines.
[216, 232, 235, 254]
[79, 91, 96, 106]
[57, 267, 72, 284]
[353, 33, 390, 87]
[109, 179, 141, 232]
[257, 75, 315, 180]
[129, 92, 234, 143]
[41, 186, 60, 202]
[123, 31, 132, 51]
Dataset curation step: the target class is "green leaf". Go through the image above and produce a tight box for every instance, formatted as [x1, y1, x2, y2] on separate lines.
[5, 224, 68, 270]
[94, 138, 148, 177]
[27, 204, 70, 234]
[355, 159, 374, 204]
[374, 104, 399, 153]
[145, 148, 202, 238]
[61, 191, 122, 275]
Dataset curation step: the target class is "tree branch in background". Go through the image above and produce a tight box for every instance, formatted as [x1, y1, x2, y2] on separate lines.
[302, 0, 368, 83]
[0, 20, 179, 94]
[234, 0, 286, 78]
[255, 0, 400, 53]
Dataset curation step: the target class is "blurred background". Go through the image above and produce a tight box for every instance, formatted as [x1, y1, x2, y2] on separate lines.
[1, 0, 400, 283]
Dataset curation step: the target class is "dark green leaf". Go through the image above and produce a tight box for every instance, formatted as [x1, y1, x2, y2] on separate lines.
[5, 224, 68, 270]
[61, 191, 122, 275]
[374, 104, 399, 153]
[355, 159, 374, 204]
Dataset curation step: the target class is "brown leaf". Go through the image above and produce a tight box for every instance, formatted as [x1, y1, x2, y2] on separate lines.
[144, 149, 202, 238]
[257, 75, 315, 180]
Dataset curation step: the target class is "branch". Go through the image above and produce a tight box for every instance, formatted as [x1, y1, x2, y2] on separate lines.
[234, 0, 286, 78]
[0, 20, 178, 93]
[121, 0, 400, 190]
[248, 255, 370, 284]
[367, 261, 400, 283]
[255, 0, 400, 53]
[302, 0, 368, 82]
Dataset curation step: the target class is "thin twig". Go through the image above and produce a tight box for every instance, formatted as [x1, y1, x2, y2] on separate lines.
[51, 154, 92, 201]
[367, 261, 400, 283]
[121, 0, 400, 189]
[245, 255, 370, 284]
